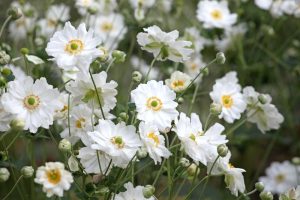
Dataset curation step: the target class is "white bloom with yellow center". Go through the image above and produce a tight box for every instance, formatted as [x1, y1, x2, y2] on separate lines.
[210, 71, 246, 123]
[139, 122, 172, 164]
[88, 120, 142, 168]
[243, 86, 284, 133]
[259, 161, 299, 194]
[137, 25, 193, 62]
[174, 112, 227, 166]
[131, 80, 179, 131]
[1, 76, 63, 133]
[34, 162, 73, 197]
[196, 0, 237, 29]
[115, 182, 155, 200]
[66, 71, 118, 119]
[46, 22, 102, 74]
[60, 104, 93, 144]
[165, 71, 191, 93]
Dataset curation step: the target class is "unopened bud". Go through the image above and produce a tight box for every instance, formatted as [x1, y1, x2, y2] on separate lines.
[1, 68, 12, 76]
[177, 97, 184, 105]
[259, 191, 273, 200]
[112, 50, 126, 63]
[143, 185, 155, 199]
[137, 147, 148, 159]
[216, 52, 226, 64]
[258, 94, 268, 104]
[132, 71, 142, 83]
[20, 48, 29, 55]
[0, 151, 8, 161]
[7, 7, 23, 20]
[187, 163, 199, 177]
[210, 103, 222, 115]
[58, 139, 72, 153]
[179, 157, 190, 168]
[10, 118, 25, 131]
[217, 144, 228, 157]
[292, 157, 300, 165]
[0, 168, 10, 182]
[255, 182, 265, 192]
[21, 166, 34, 178]
[118, 112, 129, 122]
[98, 46, 109, 62]
[0, 51, 10, 65]
[0, 76, 6, 87]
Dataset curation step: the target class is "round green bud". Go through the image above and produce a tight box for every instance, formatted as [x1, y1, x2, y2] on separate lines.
[179, 157, 190, 168]
[217, 144, 228, 157]
[1, 68, 12, 76]
[0, 168, 10, 182]
[7, 7, 23, 20]
[118, 112, 129, 122]
[143, 185, 155, 199]
[216, 52, 226, 64]
[20, 48, 29, 55]
[0, 76, 6, 87]
[0, 51, 10, 65]
[258, 94, 268, 104]
[132, 71, 143, 83]
[177, 97, 184, 105]
[137, 147, 148, 159]
[58, 139, 72, 153]
[112, 50, 126, 63]
[292, 157, 300, 165]
[21, 166, 34, 178]
[255, 182, 265, 192]
[259, 191, 273, 200]
[210, 103, 222, 115]
[187, 163, 199, 177]
[10, 118, 25, 131]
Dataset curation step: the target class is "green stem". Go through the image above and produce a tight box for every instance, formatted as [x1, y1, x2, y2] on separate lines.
[204, 113, 213, 132]
[23, 55, 30, 76]
[106, 58, 116, 73]
[67, 94, 71, 137]
[5, 131, 22, 151]
[143, 51, 161, 83]
[188, 81, 200, 115]
[2, 175, 23, 200]
[237, 189, 257, 199]
[0, 16, 12, 39]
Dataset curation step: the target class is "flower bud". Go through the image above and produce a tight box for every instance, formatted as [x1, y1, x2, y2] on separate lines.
[177, 97, 184, 105]
[58, 139, 72, 153]
[258, 94, 268, 104]
[0, 151, 8, 161]
[1, 67, 12, 76]
[21, 166, 34, 178]
[259, 191, 273, 200]
[20, 47, 29, 55]
[0, 51, 10, 65]
[0, 76, 6, 87]
[137, 147, 148, 159]
[202, 68, 209, 76]
[118, 112, 129, 122]
[98, 46, 109, 62]
[217, 144, 228, 157]
[143, 185, 155, 199]
[292, 157, 300, 165]
[7, 7, 23, 20]
[132, 71, 142, 83]
[255, 182, 265, 192]
[187, 163, 199, 177]
[10, 118, 25, 131]
[210, 103, 222, 115]
[179, 157, 190, 168]
[0, 168, 10, 182]
[216, 52, 226, 64]
[112, 50, 126, 63]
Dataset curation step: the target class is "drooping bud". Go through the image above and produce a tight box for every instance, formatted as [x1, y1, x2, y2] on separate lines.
[132, 71, 142, 83]
[187, 163, 199, 177]
[179, 157, 190, 168]
[259, 191, 273, 200]
[21, 166, 34, 178]
[0, 168, 10, 182]
[112, 50, 126, 63]
[143, 185, 155, 199]
[255, 182, 265, 192]
[216, 52, 226, 64]
[10, 118, 25, 131]
[7, 7, 23, 20]
[217, 144, 228, 157]
[58, 139, 72, 153]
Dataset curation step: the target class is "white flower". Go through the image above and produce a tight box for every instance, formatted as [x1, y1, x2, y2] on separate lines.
[88, 120, 142, 168]
[174, 112, 227, 165]
[131, 80, 179, 131]
[46, 22, 102, 74]
[184, 55, 206, 81]
[196, 0, 237, 29]
[1, 76, 63, 133]
[279, 186, 300, 200]
[34, 162, 73, 197]
[38, 4, 70, 37]
[210, 71, 247, 123]
[131, 56, 160, 80]
[0, 102, 14, 132]
[75, 0, 100, 15]
[137, 25, 193, 62]
[259, 161, 299, 194]
[139, 122, 171, 164]
[60, 104, 93, 144]
[165, 71, 191, 93]
[115, 182, 155, 200]
[66, 71, 118, 119]
[129, 0, 156, 20]
[243, 86, 284, 133]
[89, 13, 127, 50]
[255, 0, 273, 10]
[207, 152, 246, 197]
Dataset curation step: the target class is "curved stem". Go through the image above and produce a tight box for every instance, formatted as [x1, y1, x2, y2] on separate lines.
[2, 175, 23, 200]
[143, 51, 161, 83]
[188, 81, 200, 115]
[106, 58, 116, 73]
[0, 16, 12, 39]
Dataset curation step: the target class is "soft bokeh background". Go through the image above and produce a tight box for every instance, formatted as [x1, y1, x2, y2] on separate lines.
[0, 0, 299, 199]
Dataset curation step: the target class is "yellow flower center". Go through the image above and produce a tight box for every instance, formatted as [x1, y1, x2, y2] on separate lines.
[147, 132, 160, 146]
[211, 9, 223, 20]
[65, 39, 84, 55]
[23, 95, 40, 111]
[221, 95, 233, 108]
[146, 96, 163, 111]
[60, 105, 68, 113]
[189, 131, 204, 141]
[111, 136, 125, 149]
[171, 80, 185, 89]
[275, 174, 285, 183]
[191, 63, 197, 70]
[101, 22, 113, 32]
[75, 118, 86, 129]
[46, 168, 61, 185]
[228, 163, 234, 168]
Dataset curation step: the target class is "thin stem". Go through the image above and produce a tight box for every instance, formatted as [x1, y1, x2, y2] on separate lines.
[89, 69, 106, 120]
[96, 150, 104, 175]
[0, 15, 12, 39]
[67, 94, 71, 137]
[204, 113, 213, 132]
[188, 81, 200, 115]
[5, 131, 21, 151]
[23, 55, 30, 76]
[2, 175, 23, 200]
[143, 51, 161, 83]
[106, 58, 116, 73]
[183, 176, 208, 200]
[237, 189, 257, 199]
